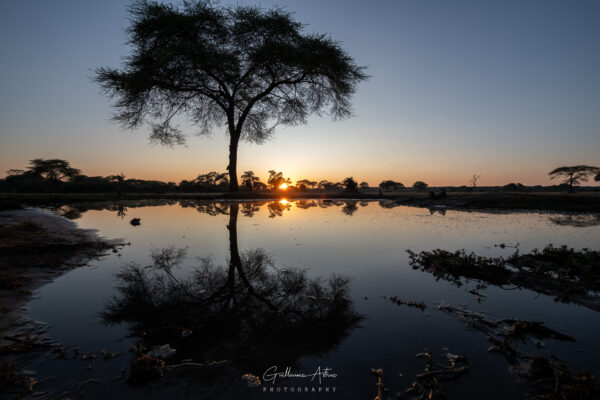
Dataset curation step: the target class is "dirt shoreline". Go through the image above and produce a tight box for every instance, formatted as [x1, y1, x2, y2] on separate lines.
[0, 208, 124, 392]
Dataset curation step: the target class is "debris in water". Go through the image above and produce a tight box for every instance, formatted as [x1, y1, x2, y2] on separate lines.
[241, 373, 261, 387]
[385, 295, 427, 310]
[398, 349, 469, 400]
[128, 354, 165, 385]
[147, 344, 176, 360]
[130, 218, 141, 226]
[370, 368, 383, 400]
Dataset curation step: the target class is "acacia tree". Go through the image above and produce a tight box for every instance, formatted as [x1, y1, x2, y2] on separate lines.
[548, 165, 599, 193]
[27, 159, 80, 182]
[96, 1, 367, 191]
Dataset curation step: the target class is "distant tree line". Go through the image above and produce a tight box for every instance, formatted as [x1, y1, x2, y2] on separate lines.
[2, 159, 599, 194]
[0, 159, 362, 194]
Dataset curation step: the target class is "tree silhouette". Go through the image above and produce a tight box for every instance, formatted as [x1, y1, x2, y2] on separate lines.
[296, 179, 317, 191]
[468, 174, 480, 188]
[267, 170, 290, 190]
[318, 180, 343, 191]
[359, 181, 369, 190]
[240, 170, 260, 191]
[549, 165, 599, 193]
[342, 177, 358, 192]
[412, 181, 428, 191]
[96, 0, 367, 191]
[196, 171, 229, 186]
[379, 180, 403, 192]
[26, 159, 80, 182]
[107, 173, 126, 196]
[503, 182, 525, 192]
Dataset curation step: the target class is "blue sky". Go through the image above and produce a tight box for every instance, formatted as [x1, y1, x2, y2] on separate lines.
[1, 0, 598, 186]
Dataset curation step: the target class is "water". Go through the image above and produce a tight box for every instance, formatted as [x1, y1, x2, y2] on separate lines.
[23, 200, 600, 399]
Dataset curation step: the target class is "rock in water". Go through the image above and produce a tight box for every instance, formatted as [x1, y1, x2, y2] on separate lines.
[130, 218, 141, 226]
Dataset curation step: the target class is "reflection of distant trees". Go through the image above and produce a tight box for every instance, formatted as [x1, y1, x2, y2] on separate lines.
[102, 203, 361, 377]
[378, 200, 402, 209]
[51, 200, 178, 219]
[116, 203, 127, 219]
[267, 201, 291, 218]
[295, 200, 318, 209]
[240, 201, 264, 217]
[428, 207, 447, 216]
[549, 214, 600, 227]
[179, 200, 230, 216]
[342, 201, 358, 216]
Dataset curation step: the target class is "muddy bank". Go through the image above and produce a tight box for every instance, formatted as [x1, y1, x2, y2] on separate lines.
[0, 208, 123, 396]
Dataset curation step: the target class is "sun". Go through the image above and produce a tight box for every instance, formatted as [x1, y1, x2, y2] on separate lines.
[279, 183, 288, 190]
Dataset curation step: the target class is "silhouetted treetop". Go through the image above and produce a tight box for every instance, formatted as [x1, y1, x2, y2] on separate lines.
[379, 180, 403, 192]
[26, 159, 80, 182]
[96, 0, 368, 191]
[549, 165, 599, 193]
[412, 181, 428, 191]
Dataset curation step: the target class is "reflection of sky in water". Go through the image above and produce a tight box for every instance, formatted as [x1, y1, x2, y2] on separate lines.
[26, 201, 600, 399]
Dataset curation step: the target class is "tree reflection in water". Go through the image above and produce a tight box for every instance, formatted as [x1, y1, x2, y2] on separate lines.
[103, 203, 361, 378]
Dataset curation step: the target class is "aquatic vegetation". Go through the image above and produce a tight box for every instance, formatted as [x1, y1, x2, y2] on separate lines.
[0, 361, 36, 396]
[519, 355, 599, 400]
[436, 303, 598, 399]
[128, 354, 165, 385]
[392, 350, 470, 400]
[408, 245, 600, 310]
[384, 295, 427, 310]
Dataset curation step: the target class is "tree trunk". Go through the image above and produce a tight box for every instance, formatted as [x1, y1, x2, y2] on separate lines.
[569, 174, 574, 193]
[228, 133, 240, 192]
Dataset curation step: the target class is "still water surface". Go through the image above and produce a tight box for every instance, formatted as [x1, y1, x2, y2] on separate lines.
[25, 200, 600, 399]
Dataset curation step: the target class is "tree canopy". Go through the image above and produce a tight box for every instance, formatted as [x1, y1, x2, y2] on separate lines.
[412, 181, 428, 191]
[26, 159, 80, 182]
[549, 165, 599, 192]
[379, 180, 404, 192]
[96, 0, 367, 191]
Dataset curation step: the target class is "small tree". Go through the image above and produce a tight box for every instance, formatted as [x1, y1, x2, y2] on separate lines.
[379, 180, 403, 192]
[241, 171, 260, 191]
[468, 174, 481, 188]
[359, 181, 369, 190]
[412, 181, 428, 191]
[548, 165, 599, 193]
[342, 177, 358, 192]
[96, 1, 367, 191]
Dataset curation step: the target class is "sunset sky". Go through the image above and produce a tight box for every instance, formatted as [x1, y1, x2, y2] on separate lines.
[1, 0, 599, 186]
